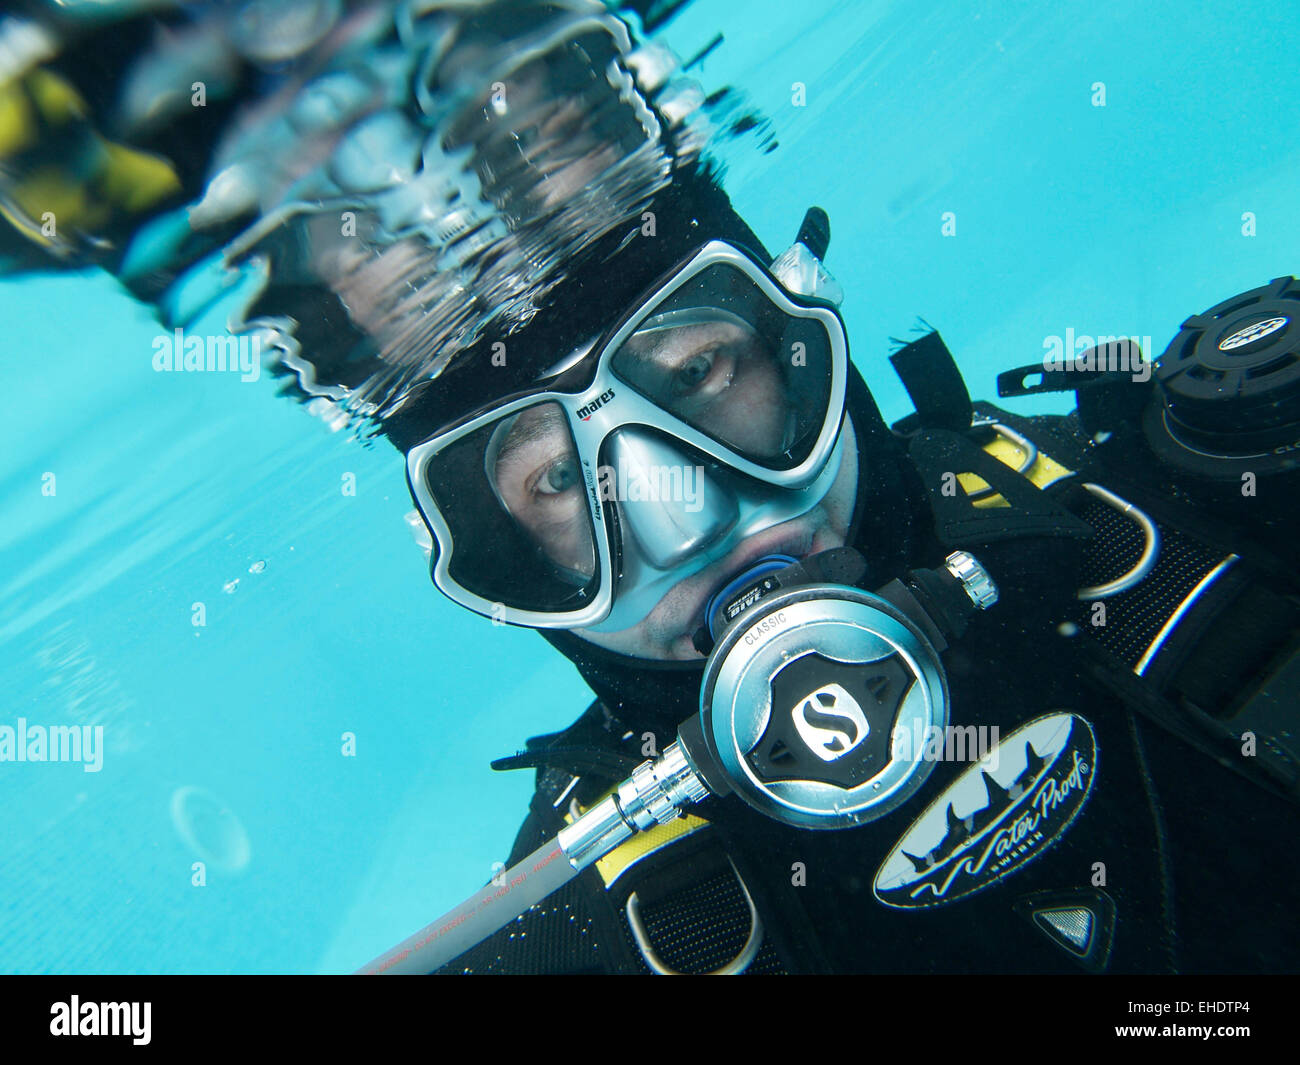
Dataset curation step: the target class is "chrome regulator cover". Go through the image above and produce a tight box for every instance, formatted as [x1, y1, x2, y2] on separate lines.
[694, 582, 950, 829]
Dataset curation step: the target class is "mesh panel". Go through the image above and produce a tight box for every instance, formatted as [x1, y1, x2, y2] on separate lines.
[621, 866, 786, 975]
[1075, 499, 1223, 667]
[443, 860, 790, 974]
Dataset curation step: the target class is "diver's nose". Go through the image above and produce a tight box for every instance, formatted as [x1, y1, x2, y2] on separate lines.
[605, 428, 738, 569]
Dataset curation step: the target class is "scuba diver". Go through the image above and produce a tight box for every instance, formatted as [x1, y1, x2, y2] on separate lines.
[382, 190, 1300, 974]
[4, 0, 1298, 975]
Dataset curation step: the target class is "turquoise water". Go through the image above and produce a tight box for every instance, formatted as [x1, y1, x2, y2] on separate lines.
[1, 0, 1297, 973]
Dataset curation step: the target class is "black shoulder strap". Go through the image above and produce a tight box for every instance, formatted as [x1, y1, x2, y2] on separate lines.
[889, 331, 973, 432]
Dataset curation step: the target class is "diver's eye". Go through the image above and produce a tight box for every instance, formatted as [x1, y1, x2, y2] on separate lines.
[534, 456, 581, 496]
[673, 350, 718, 395]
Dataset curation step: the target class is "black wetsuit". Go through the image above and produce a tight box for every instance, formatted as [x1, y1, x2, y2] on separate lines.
[437, 378, 1300, 975]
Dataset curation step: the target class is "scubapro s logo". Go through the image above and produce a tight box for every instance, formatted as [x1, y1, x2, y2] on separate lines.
[791, 684, 869, 762]
[1219, 316, 1288, 351]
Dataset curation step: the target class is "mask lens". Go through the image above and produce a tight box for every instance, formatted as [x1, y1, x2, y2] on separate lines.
[609, 264, 835, 468]
[421, 401, 600, 614]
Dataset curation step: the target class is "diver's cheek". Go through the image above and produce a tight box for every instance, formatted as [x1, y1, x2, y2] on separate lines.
[512, 494, 595, 575]
[551, 510, 597, 575]
[711, 362, 789, 457]
[670, 632, 705, 660]
[809, 414, 860, 552]
[827, 413, 860, 535]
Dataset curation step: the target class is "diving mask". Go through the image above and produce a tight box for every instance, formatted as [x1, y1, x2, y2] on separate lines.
[405, 238, 848, 630]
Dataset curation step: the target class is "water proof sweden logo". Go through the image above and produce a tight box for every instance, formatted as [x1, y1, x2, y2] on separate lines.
[873, 713, 1096, 908]
[791, 683, 869, 762]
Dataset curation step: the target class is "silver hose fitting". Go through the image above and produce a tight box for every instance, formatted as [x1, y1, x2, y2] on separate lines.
[557, 741, 709, 871]
[618, 742, 710, 830]
[944, 550, 999, 611]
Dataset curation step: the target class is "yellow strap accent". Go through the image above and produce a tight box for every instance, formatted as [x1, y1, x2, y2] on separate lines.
[564, 792, 710, 888]
[98, 142, 182, 212]
[595, 814, 709, 886]
[25, 70, 86, 124]
[6, 166, 105, 238]
[957, 430, 1074, 507]
[0, 80, 35, 158]
[0, 68, 180, 251]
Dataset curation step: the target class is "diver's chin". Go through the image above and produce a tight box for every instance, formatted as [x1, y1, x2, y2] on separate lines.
[669, 632, 707, 662]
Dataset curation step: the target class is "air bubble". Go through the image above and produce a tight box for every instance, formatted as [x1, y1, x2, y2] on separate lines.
[170, 786, 251, 873]
[222, 579, 239, 595]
